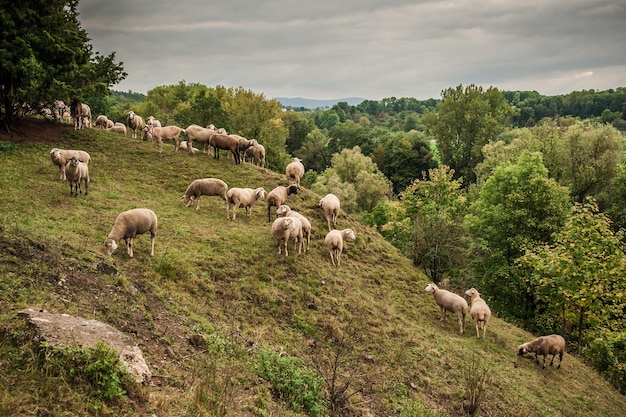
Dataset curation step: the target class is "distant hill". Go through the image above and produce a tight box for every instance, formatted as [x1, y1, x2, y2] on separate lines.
[275, 96, 366, 109]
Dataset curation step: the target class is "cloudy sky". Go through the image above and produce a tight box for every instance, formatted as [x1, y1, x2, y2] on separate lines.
[77, 0, 626, 101]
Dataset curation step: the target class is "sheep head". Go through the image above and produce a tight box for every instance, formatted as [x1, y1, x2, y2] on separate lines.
[465, 288, 480, 298]
[424, 283, 439, 293]
[104, 238, 118, 256]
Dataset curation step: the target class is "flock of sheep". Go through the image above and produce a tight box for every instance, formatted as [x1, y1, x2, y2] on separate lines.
[49, 107, 565, 371]
[424, 282, 565, 369]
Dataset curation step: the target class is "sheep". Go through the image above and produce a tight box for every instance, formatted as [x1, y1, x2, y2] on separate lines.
[276, 205, 312, 253]
[285, 157, 305, 189]
[209, 134, 243, 164]
[50, 148, 91, 180]
[424, 283, 468, 335]
[324, 228, 356, 267]
[70, 99, 91, 130]
[518, 334, 566, 369]
[181, 178, 228, 213]
[144, 125, 185, 153]
[272, 217, 303, 256]
[319, 193, 341, 231]
[145, 115, 161, 128]
[464, 288, 492, 338]
[106, 124, 127, 136]
[226, 187, 267, 220]
[179, 141, 199, 153]
[245, 142, 266, 167]
[267, 185, 299, 222]
[184, 124, 218, 154]
[52, 100, 68, 123]
[65, 156, 89, 197]
[229, 134, 258, 161]
[127, 110, 145, 139]
[104, 208, 158, 258]
[105, 119, 114, 129]
[94, 115, 109, 129]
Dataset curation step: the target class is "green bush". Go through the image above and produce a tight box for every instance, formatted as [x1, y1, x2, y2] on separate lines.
[256, 350, 327, 416]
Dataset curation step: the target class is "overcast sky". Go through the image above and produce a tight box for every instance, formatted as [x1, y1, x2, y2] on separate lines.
[77, 0, 626, 101]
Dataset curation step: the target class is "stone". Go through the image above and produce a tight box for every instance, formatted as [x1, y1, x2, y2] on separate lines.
[18, 307, 151, 384]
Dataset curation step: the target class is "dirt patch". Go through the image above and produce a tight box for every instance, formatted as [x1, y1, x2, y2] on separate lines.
[1, 118, 73, 145]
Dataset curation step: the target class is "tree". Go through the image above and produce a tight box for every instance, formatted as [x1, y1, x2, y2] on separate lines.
[423, 84, 513, 185]
[466, 151, 571, 319]
[0, 0, 126, 127]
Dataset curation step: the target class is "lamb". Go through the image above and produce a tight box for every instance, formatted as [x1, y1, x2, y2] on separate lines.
[65, 156, 89, 197]
[271, 217, 303, 256]
[245, 143, 266, 167]
[181, 178, 228, 213]
[144, 125, 185, 153]
[319, 193, 341, 231]
[179, 141, 199, 153]
[127, 110, 145, 139]
[266, 185, 299, 222]
[226, 187, 267, 220]
[104, 208, 158, 258]
[518, 334, 566, 369]
[106, 124, 127, 136]
[424, 283, 468, 335]
[184, 124, 218, 154]
[285, 157, 305, 189]
[276, 205, 311, 253]
[464, 288, 492, 338]
[324, 228, 356, 267]
[50, 148, 91, 180]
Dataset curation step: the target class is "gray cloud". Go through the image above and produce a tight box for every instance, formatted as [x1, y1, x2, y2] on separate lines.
[78, 0, 626, 100]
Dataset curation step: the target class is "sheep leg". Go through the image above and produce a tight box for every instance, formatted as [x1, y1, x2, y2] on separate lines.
[475, 321, 480, 338]
[83, 178, 88, 195]
[246, 206, 251, 218]
[329, 251, 336, 267]
[457, 313, 464, 335]
[126, 238, 134, 257]
[150, 233, 155, 256]
[283, 239, 289, 256]
[232, 203, 240, 220]
[439, 307, 447, 322]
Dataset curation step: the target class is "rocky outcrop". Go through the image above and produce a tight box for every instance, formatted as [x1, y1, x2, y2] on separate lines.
[18, 307, 151, 384]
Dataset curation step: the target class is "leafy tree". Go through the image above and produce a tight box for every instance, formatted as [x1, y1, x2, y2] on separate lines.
[294, 128, 331, 173]
[327, 120, 372, 156]
[314, 109, 340, 130]
[423, 84, 513, 185]
[282, 110, 316, 154]
[0, 0, 126, 126]
[466, 151, 571, 320]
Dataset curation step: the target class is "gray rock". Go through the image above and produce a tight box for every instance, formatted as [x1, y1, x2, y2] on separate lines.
[18, 307, 151, 384]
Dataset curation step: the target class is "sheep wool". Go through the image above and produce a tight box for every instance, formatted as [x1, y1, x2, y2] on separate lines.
[276, 205, 312, 253]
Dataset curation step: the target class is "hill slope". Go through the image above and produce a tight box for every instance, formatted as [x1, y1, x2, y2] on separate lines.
[0, 121, 624, 416]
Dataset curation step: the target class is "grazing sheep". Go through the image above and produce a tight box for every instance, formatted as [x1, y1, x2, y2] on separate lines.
[319, 193, 341, 231]
[105, 119, 114, 129]
[424, 283, 468, 335]
[464, 288, 492, 338]
[518, 334, 566, 369]
[65, 156, 89, 197]
[285, 157, 305, 189]
[179, 141, 199, 153]
[267, 185, 300, 222]
[50, 148, 91, 180]
[226, 187, 267, 220]
[106, 124, 127, 136]
[324, 228, 356, 267]
[104, 208, 158, 258]
[144, 125, 185, 153]
[276, 205, 312, 253]
[94, 114, 109, 129]
[181, 178, 228, 213]
[208, 133, 245, 164]
[127, 110, 145, 139]
[184, 124, 218, 154]
[272, 217, 303, 256]
[245, 143, 266, 167]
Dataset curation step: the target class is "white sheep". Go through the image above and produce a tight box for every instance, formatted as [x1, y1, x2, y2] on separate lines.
[267, 185, 299, 223]
[104, 208, 158, 258]
[184, 124, 218, 154]
[127, 110, 145, 139]
[105, 119, 114, 129]
[424, 283, 468, 335]
[324, 228, 356, 267]
[145, 116, 162, 128]
[181, 178, 229, 214]
[271, 216, 303, 256]
[50, 148, 91, 180]
[106, 124, 127, 136]
[518, 334, 566, 369]
[464, 288, 492, 338]
[276, 205, 312, 253]
[144, 125, 185, 153]
[245, 143, 266, 167]
[94, 115, 109, 129]
[226, 187, 267, 220]
[319, 193, 341, 231]
[65, 156, 89, 197]
[178, 141, 199, 153]
[285, 157, 305, 189]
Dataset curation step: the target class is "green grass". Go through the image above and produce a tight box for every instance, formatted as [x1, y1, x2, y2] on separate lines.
[0, 127, 625, 416]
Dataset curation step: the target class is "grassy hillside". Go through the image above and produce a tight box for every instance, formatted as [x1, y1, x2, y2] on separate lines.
[0, 123, 625, 416]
